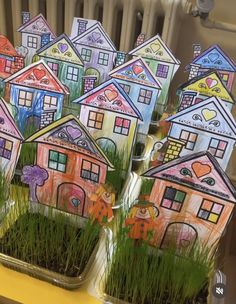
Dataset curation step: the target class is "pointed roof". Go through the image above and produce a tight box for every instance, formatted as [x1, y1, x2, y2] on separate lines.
[188, 44, 236, 72]
[18, 13, 56, 38]
[25, 114, 114, 168]
[109, 57, 162, 89]
[178, 70, 235, 104]
[0, 98, 23, 140]
[143, 151, 236, 203]
[74, 79, 143, 120]
[128, 34, 180, 65]
[36, 33, 84, 66]
[72, 22, 117, 52]
[0, 35, 18, 57]
[4, 60, 69, 94]
[166, 96, 236, 139]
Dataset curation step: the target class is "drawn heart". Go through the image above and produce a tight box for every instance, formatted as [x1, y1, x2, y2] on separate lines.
[206, 77, 218, 88]
[66, 126, 82, 140]
[33, 68, 46, 80]
[191, 162, 212, 178]
[58, 43, 68, 53]
[180, 239, 191, 248]
[150, 43, 160, 53]
[104, 89, 118, 101]
[92, 32, 101, 42]
[208, 53, 219, 62]
[132, 65, 143, 75]
[71, 198, 80, 207]
[36, 20, 45, 29]
[201, 108, 217, 121]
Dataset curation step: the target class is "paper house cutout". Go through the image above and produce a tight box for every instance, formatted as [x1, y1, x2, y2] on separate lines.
[18, 13, 56, 65]
[36, 33, 84, 102]
[4, 60, 69, 133]
[25, 114, 113, 217]
[129, 34, 180, 110]
[187, 44, 236, 91]
[109, 57, 162, 136]
[71, 18, 117, 84]
[0, 98, 23, 180]
[143, 151, 236, 249]
[177, 70, 235, 112]
[73, 79, 142, 170]
[166, 96, 236, 170]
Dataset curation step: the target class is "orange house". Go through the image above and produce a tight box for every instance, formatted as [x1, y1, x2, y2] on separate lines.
[143, 151, 236, 249]
[25, 115, 113, 217]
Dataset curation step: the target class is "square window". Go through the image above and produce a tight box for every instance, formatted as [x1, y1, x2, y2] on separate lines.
[120, 84, 131, 95]
[216, 150, 224, 158]
[175, 190, 185, 202]
[58, 163, 66, 172]
[48, 61, 59, 76]
[165, 187, 176, 200]
[181, 131, 188, 140]
[18, 90, 33, 107]
[88, 111, 104, 130]
[98, 52, 109, 66]
[27, 36, 38, 49]
[208, 213, 219, 223]
[210, 139, 218, 148]
[161, 199, 172, 208]
[50, 151, 58, 161]
[48, 150, 67, 172]
[189, 133, 197, 141]
[81, 160, 100, 183]
[198, 200, 223, 224]
[180, 130, 198, 151]
[48, 160, 57, 170]
[211, 203, 223, 214]
[201, 200, 213, 211]
[83, 160, 91, 170]
[161, 187, 185, 212]
[81, 48, 92, 62]
[198, 209, 209, 220]
[137, 88, 152, 105]
[171, 202, 182, 211]
[58, 153, 67, 164]
[66, 66, 79, 82]
[114, 117, 131, 136]
[208, 139, 227, 159]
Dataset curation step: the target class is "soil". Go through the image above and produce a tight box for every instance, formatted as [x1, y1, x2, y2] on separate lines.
[0, 213, 99, 277]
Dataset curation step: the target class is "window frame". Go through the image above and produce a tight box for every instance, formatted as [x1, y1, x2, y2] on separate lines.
[48, 150, 67, 173]
[87, 110, 104, 130]
[180, 130, 198, 150]
[197, 199, 224, 224]
[113, 117, 131, 136]
[43, 95, 58, 108]
[0, 136, 13, 160]
[5, 59, 13, 73]
[160, 186, 186, 213]
[27, 35, 38, 49]
[81, 159, 100, 183]
[81, 48, 92, 62]
[66, 66, 79, 82]
[47, 61, 59, 76]
[137, 88, 153, 105]
[119, 83, 131, 95]
[18, 90, 33, 107]
[98, 52, 109, 66]
[208, 138, 228, 159]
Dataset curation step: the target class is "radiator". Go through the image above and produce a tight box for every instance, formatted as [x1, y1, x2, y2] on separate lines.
[0, 0, 187, 52]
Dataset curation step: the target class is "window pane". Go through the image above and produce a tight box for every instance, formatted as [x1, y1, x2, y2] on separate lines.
[161, 199, 172, 208]
[50, 151, 58, 161]
[198, 210, 209, 219]
[49, 161, 57, 169]
[208, 213, 219, 223]
[58, 163, 66, 172]
[165, 187, 176, 200]
[58, 153, 67, 164]
[201, 200, 213, 211]
[175, 190, 185, 202]
[212, 203, 223, 214]
[172, 202, 182, 211]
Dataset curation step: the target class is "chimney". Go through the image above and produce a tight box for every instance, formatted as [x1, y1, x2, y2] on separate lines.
[41, 33, 51, 48]
[193, 44, 201, 59]
[22, 12, 30, 25]
[77, 19, 88, 36]
[135, 33, 146, 47]
[163, 137, 185, 163]
[83, 76, 97, 94]
[115, 52, 126, 67]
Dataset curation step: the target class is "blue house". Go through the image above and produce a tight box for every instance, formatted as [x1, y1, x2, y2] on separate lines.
[4, 60, 69, 132]
[109, 57, 162, 137]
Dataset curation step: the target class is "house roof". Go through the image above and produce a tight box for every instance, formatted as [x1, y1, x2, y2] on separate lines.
[72, 22, 117, 52]
[0, 35, 18, 57]
[17, 13, 56, 38]
[0, 98, 23, 140]
[143, 151, 236, 203]
[36, 33, 84, 66]
[128, 34, 180, 65]
[25, 114, 114, 168]
[166, 96, 236, 139]
[187, 44, 236, 72]
[177, 70, 235, 104]
[4, 60, 69, 94]
[73, 79, 143, 120]
[109, 57, 162, 89]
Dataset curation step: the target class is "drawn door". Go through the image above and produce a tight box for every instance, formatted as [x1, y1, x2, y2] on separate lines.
[96, 138, 117, 154]
[161, 223, 197, 251]
[57, 183, 85, 216]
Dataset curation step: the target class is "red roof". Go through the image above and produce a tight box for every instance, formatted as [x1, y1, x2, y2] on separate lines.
[0, 35, 18, 57]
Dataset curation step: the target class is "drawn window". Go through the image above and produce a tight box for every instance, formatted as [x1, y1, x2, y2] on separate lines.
[81, 48, 92, 62]
[219, 72, 229, 84]
[5, 60, 12, 73]
[98, 52, 109, 66]
[208, 138, 227, 159]
[47, 62, 59, 76]
[197, 200, 224, 224]
[87, 111, 104, 129]
[180, 130, 198, 150]
[156, 64, 169, 78]
[0, 137, 13, 160]
[48, 150, 67, 172]
[67, 66, 79, 81]
[114, 117, 131, 136]
[18, 90, 33, 107]
[161, 187, 186, 212]
[44, 95, 58, 108]
[119, 83, 131, 95]
[138, 88, 152, 105]
[27, 36, 38, 48]
[81, 160, 100, 183]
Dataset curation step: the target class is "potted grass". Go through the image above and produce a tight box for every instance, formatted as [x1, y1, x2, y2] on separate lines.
[0, 170, 12, 222]
[0, 186, 106, 289]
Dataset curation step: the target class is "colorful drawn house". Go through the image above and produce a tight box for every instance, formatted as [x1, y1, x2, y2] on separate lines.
[177, 70, 235, 112]
[165, 96, 236, 170]
[71, 18, 117, 84]
[36, 33, 84, 101]
[128, 34, 180, 112]
[73, 79, 142, 170]
[187, 44, 236, 91]
[18, 13, 56, 65]
[0, 98, 23, 181]
[143, 151, 236, 249]
[4, 60, 69, 133]
[25, 114, 113, 217]
[109, 57, 162, 137]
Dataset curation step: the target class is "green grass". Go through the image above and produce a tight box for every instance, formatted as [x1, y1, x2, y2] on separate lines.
[0, 170, 9, 210]
[139, 177, 155, 196]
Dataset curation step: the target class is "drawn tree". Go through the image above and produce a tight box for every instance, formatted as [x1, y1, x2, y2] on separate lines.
[21, 165, 48, 202]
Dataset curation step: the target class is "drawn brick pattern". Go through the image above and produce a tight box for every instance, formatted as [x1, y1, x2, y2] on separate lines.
[83, 76, 97, 93]
[188, 64, 200, 80]
[163, 138, 185, 163]
[40, 111, 55, 128]
[179, 94, 194, 111]
[136, 33, 146, 47]
[115, 52, 126, 67]
[193, 44, 201, 59]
